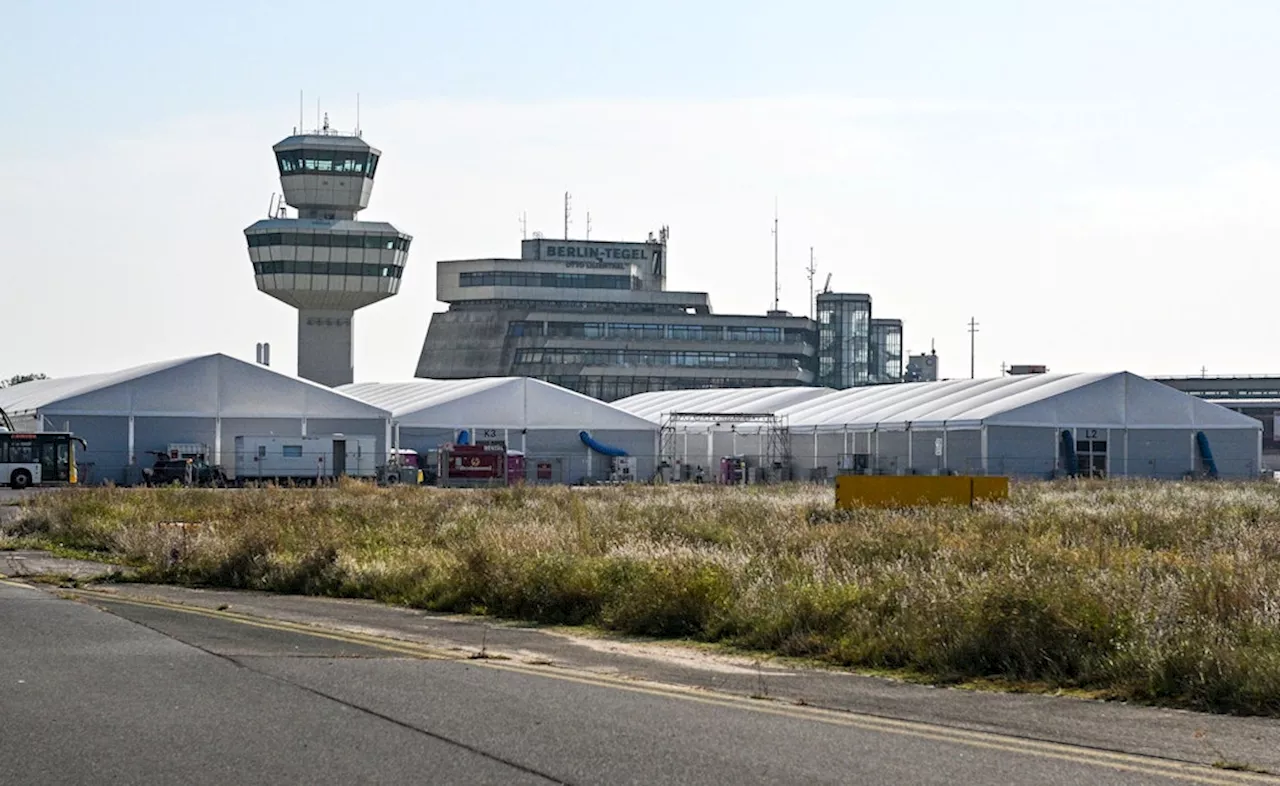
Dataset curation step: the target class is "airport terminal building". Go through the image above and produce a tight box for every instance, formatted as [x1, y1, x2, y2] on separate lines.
[415, 232, 906, 401]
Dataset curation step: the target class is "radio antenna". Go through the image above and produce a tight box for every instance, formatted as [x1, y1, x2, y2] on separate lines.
[771, 198, 780, 311]
[520, 211, 527, 240]
[586, 210, 592, 240]
[355, 92, 361, 136]
[298, 90, 303, 135]
[564, 191, 572, 240]
[806, 246, 817, 320]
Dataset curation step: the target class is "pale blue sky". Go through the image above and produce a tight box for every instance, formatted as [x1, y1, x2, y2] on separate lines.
[5, 1, 1280, 381]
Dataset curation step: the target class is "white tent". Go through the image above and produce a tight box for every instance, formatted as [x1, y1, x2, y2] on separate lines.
[340, 378, 659, 483]
[0, 354, 391, 484]
[778, 373, 1262, 431]
[614, 373, 1261, 480]
[341, 378, 657, 430]
[612, 387, 834, 423]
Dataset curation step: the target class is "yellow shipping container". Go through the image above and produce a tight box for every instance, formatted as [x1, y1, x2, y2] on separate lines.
[835, 475, 1009, 509]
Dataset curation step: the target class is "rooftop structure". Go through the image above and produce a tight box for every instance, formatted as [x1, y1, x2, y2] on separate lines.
[244, 118, 412, 386]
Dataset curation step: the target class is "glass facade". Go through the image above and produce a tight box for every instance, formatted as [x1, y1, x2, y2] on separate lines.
[253, 260, 404, 279]
[869, 319, 904, 384]
[276, 149, 380, 179]
[506, 320, 808, 344]
[817, 294, 872, 388]
[540, 374, 802, 402]
[247, 232, 409, 251]
[459, 271, 636, 290]
[514, 349, 800, 371]
[456, 299, 693, 315]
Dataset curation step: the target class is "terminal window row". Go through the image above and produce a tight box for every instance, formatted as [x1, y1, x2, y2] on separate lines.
[541, 374, 802, 401]
[254, 260, 404, 279]
[459, 272, 637, 291]
[276, 150, 380, 179]
[247, 232, 410, 251]
[514, 349, 800, 370]
[453, 300, 693, 315]
[507, 320, 809, 344]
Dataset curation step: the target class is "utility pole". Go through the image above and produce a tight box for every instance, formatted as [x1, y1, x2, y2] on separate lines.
[968, 317, 980, 379]
[564, 192, 572, 240]
[805, 247, 817, 320]
[771, 198, 779, 311]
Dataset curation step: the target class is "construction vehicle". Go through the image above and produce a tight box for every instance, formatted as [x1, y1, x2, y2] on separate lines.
[141, 451, 228, 488]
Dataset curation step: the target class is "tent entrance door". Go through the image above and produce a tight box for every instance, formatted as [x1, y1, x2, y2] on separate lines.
[333, 440, 347, 476]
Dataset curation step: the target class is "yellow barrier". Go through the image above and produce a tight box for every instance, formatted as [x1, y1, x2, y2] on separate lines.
[835, 475, 1009, 509]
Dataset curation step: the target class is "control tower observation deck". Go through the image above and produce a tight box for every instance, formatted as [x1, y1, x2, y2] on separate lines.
[244, 119, 412, 387]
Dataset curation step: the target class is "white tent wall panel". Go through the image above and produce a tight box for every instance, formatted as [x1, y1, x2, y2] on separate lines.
[1124, 429, 1193, 479]
[42, 414, 131, 485]
[1196, 429, 1261, 479]
[132, 416, 217, 466]
[985, 426, 1059, 478]
[943, 429, 983, 475]
[396, 427, 456, 457]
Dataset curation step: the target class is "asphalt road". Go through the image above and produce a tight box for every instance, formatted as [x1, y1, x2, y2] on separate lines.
[1, 582, 1274, 786]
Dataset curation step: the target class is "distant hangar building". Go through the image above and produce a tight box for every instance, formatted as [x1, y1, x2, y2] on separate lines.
[613, 372, 1262, 481]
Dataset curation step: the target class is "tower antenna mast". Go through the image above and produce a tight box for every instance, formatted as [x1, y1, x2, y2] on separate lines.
[564, 191, 572, 240]
[968, 317, 980, 379]
[355, 92, 361, 136]
[298, 90, 304, 135]
[806, 247, 817, 320]
[772, 198, 779, 311]
[520, 211, 528, 240]
[586, 210, 592, 240]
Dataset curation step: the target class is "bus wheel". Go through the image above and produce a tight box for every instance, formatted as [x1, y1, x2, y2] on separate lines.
[10, 469, 32, 490]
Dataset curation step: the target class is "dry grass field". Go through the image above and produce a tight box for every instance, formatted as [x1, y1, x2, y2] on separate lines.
[8, 480, 1280, 715]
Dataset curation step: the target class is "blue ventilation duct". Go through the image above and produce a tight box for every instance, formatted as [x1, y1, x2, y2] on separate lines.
[580, 431, 628, 457]
[1195, 431, 1219, 479]
[1060, 430, 1078, 477]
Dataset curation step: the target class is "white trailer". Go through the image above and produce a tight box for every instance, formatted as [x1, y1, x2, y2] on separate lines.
[231, 434, 377, 482]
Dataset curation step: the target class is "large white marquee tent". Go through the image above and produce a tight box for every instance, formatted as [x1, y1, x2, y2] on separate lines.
[0, 354, 392, 484]
[614, 373, 1263, 480]
[340, 378, 660, 483]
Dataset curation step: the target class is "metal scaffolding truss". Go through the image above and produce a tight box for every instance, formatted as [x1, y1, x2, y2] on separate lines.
[658, 411, 792, 471]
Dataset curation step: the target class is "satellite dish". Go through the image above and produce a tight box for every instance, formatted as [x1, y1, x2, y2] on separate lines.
[532, 231, 544, 239]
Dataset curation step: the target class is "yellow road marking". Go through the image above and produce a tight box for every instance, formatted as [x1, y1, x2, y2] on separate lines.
[61, 588, 1277, 785]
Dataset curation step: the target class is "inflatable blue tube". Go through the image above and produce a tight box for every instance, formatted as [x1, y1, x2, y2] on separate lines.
[1060, 430, 1078, 477]
[580, 431, 628, 457]
[1195, 431, 1219, 479]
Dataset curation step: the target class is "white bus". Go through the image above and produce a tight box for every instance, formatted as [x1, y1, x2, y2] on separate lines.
[0, 431, 88, 489]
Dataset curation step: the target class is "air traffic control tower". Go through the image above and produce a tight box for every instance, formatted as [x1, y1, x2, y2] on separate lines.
[244, 116, 412, 387]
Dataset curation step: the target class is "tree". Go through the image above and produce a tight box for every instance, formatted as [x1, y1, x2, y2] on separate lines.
[0, 373, 48, 389]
